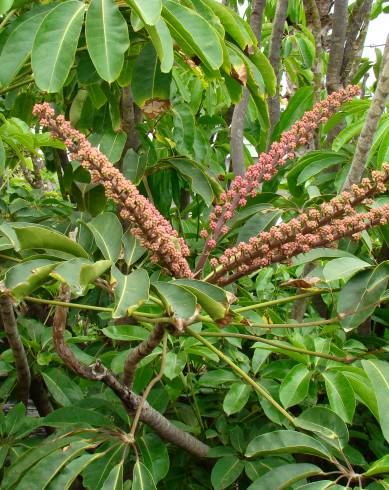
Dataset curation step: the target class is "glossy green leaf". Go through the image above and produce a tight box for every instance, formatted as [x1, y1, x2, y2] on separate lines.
[237, 210, 280, 244]
[85, 0, 129, 82]
[247, 463, 323, 490]
[341, 368, 379, 419]
[322, 371, 355, 423]
[364, 455, 389, 476]
[0, 0, 13, 14]
[2, 436, 86, 488]
[337, 262, 389, 331]
[173, 279, 232, 321]
[5, 259, 58, 299]
[111, 266, 150, 318]
[122, 231, 146, 267]
[101, 462, 123, 490]
[82, 445, 125, 490]
[48, 453, 105, 490]
[32, 1, 85, 92]
[152, 281, 197, 320]
[0, 6, 50, 86]
[295, 406, 349, 448]
[245, 430, 331, 460]
[169, 158, 213, 206]
[323, 257, 372, 282]
[249, 46, 276, 96]
[164, 352, 186, 380]
[122, 149, 146, 185]
[162, 0, 223, 71]
[98, 129, 127, 163]
[86, 212, 122, 262]
[145, 18, 174, 72]
[132, 460, 157, 490]
[211, 455, 245, 490]
[127, 0, 161, 26]
[223, 382, 252, 415]
[279, 364, 312, 408]
[292, 247, 356, 266]
[102, 325, 150, 341]
[51, 258, 111, 295]
[138, 433, 169, 484]
[362, 360, 389, 443]
[0, 139, 4, 175]
[132, 42, 171, 110]
[1, 223, 89, 258]
[42, 367, 83, 407]
[44, 407, 114, 428]
[14, 440, 95, 490]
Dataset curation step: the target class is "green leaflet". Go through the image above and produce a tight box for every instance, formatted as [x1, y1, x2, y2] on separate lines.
[32, 1, 85, 92]
[86, 0, 129, 82]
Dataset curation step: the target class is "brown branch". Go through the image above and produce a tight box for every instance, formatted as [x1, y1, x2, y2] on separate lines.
[268, 0, 289, 132]
[341, 0, 373, 85]
[230, 0, 266, 177]
[122, 323, 165, 388]
[52, 285, 209, 458]
[326, 0, 348, 93]
[0, 288, 31, 406]
[342, 34, 389, 190]
[119, 86, 141, 170]
[304, 0, 323, 104]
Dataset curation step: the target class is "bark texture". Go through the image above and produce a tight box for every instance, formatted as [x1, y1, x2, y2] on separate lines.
[268, 0, 289, 133]
[0, 291, 31, 406]
[326, 0, 348, 93]
[342, 34, 389, 190]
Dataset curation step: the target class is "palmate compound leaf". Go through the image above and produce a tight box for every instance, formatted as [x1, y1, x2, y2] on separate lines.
[132, 460, 157, 490]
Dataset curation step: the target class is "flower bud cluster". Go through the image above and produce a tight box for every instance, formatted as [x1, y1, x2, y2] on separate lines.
[208, 165, 389, 286]
[33, 103, 192, 278]
[198, 85, 360, 266]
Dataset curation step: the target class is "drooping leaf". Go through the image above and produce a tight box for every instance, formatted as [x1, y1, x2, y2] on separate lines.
[86, 212, 123, 263]
[0, 5, 51, 86]
[245, 430, 331, 460]
[162, 0, 223, 71]
[128, 0, 162, 26]
[279, 364, 312, 408]
[122, 149, 146, 185]
[322, 371, 355, 423]
[5, 259, 58, 299]
[132, 42, 171, 115]
[247, 463, 323, 490]
[169, 158, 213, 206]
[337, 262, 389, 331]
[41, 368, 84, 407]
[122, 231, 146, 267]
[295, 406, 349, 448]
[132, 460, 157, 490]
[85, 0, 129, 82]
[111, 266, 150, 318]
[145, 18, 174, 73]
[223, 382, 252, 415]
[51, 258, 111, 295]
[32, 1, 85, 92]
[82, 445, 125, 490]
[211, 456, 245, 490]
[362, 360, 389, 443]
[323, 257, 372, 282]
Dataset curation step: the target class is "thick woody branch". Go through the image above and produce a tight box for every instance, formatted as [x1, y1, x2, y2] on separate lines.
[268, 0, 288, 132]
[341, 0, 373, 85]
[122, 323, 165, 388]
[230, 0, 266, 177]
[304, 0, 323, 103]
[342, 34, 389, 190]
[0, 289, 31, 406]
[326, 0, 348, 93]
[52, 286, 209, 458]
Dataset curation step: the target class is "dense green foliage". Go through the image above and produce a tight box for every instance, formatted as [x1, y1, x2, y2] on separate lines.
[0, 0, 388, 489]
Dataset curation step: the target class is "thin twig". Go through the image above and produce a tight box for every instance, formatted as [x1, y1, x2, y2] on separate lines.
[129, 331, 168, 438]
